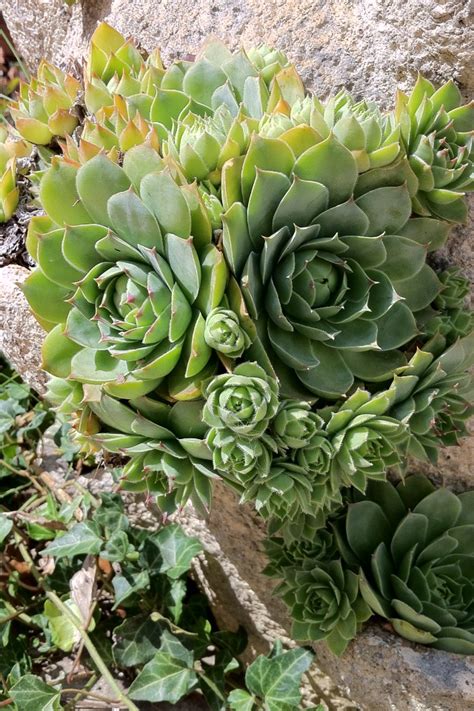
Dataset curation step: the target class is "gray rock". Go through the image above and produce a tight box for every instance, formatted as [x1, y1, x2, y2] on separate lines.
[0, 264, 47, 394]
[2, 0, 474, 104]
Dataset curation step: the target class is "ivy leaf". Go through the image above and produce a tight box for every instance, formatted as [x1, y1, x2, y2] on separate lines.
[100, 530, 131, 562]
[43, 599, 80, 652]
[44, 598, 95, 652]
[112, 570, 150, 608]
[94, 493, 129, 533]
[0, 600, 11, 645]
[0, 399, 23, 434]
[228, 689, 256, 710]
[113, 614, 164, 667]
[167, 578, 186, 623]
[5, 382, 30, 401]
[128, 631, 198, 703]
[0, 513, 13, 545]
[154, 524, 202, 579]
[245, 647, 313, 711]
[42, 522, 102, 559]
[9, 674, 62, 711]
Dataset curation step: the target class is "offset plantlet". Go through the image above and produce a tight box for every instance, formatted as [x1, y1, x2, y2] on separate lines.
[10, 61, 80, 144]
[392, 75, 474, 222]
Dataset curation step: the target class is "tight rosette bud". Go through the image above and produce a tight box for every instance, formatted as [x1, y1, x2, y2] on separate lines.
[243, 459, 313, 520]
[10, 61, 80, 145]
[320, 389, 408, 493]
[204, 307, 251, 357]
[422, 308, 474, 343]
[264, 529, 338, 578]
[392, 75, 474, 222]
[207, 428, 276, 482]
[434, 267, 470, 310]
[279, 559, 371, 655]
[203, 362, 279, 437]
[272, 400, 321, 449]
[387, 333, 474, 462]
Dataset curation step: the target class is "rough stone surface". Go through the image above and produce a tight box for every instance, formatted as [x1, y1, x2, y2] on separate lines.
[2, 0, 474, 105]
[1, 3, 474, 708]
[0, 265, 47, 394]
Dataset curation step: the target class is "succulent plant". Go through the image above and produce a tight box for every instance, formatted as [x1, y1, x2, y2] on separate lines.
[12, 28, 474, 646]
[276, 91, 402, 174]
[207, 428, 276, 483]
[333, 475, 474, 654]
[22, 149, 228, 401]
[164, 105, 251, 185]
[391, 75, 474, 222]
[203, 362, 279, 437]
[242, 458, 314, 520]
[0, 156, 19, 223]
[417, 267, 473, 343]
[264, 529, 339, 577]
[318, 389, 408, 492]
[272, 400, 322, 450]
[10, 61, 80, 145]
[277, 558, 371, 655]
[221, 130, 446, 400]
[387, 333, 474, 462]
[204, 307, 252, 358]
[157, 39, 304, 120]
[434, 267, 471, 310]
[85, 22, 145, 87]
[264, 389, 408, 539]
[47, 378, 216, 512]
[420, 308, 474, 343]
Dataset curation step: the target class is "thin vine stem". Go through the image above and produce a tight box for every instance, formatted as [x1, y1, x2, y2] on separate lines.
[45, 591, 139, 711]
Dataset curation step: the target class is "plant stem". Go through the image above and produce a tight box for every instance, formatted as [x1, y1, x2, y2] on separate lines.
[61, 687, 123, 704]
[45, 591, 139, 711]
[150, 610, 199, 637]
[198, 672, 226, 702]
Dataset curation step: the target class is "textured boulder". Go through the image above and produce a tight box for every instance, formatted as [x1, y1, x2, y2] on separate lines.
[1, 1, 473, 708]
[0, 265, 47, 394]
[2, 0, 473, 103]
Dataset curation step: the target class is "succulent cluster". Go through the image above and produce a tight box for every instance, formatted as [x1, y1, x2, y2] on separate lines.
[267, 475, 474, 655]
[0, 125, 32, 222]
[8, 24, 473, 655]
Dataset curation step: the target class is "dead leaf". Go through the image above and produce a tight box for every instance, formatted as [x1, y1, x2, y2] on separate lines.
[70, 555, 97, 626]
[97, 557, 112, 576]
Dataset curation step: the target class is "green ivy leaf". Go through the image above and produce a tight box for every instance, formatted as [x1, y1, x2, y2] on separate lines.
[42, 522, 102, 559]
[43, 598, 95, 652]
[228, 689, 256, 710]
[0, 399, 23, 434]
[9, 674, 62, 711]
[113, 615, 164, 667]
[128, 631, 198, 703]
[245, 647, 313, 711]
[167, 578, 187, 623]
[94, 493, 129, 533]
[0, 600, 11, 645]
[154, 524, 202, 579]
[0, 514, 13, 545]
[112, 570, 150, 608]
[100, 530, 131, 562]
